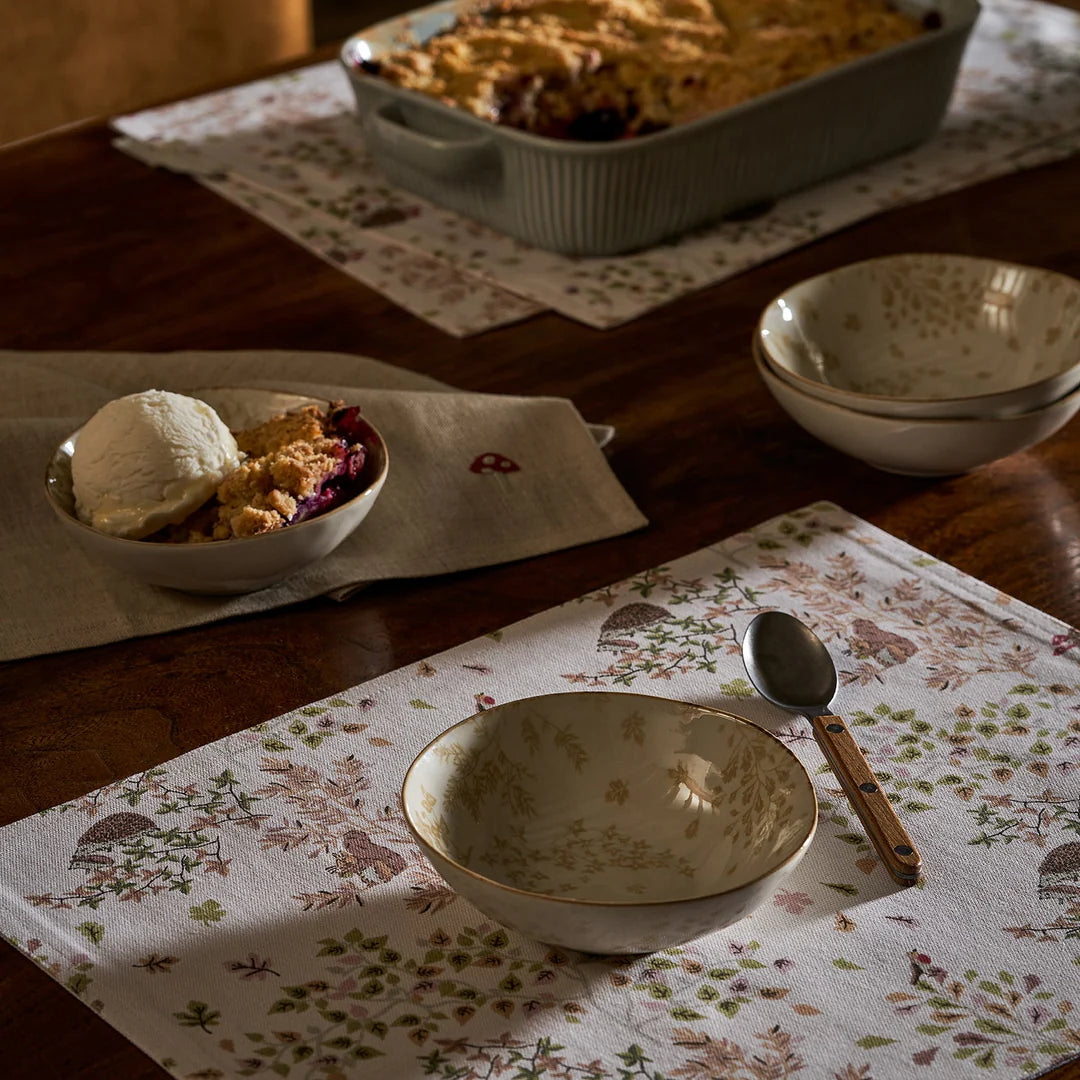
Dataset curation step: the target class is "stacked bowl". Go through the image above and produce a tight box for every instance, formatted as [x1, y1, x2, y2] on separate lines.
[753, 254, 1080, 476]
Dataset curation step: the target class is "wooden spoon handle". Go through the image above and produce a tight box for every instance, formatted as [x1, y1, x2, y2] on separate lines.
[810, 714, 923, 886]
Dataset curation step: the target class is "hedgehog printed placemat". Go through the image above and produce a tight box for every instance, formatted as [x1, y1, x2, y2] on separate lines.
[2, 501, 1078, 1079]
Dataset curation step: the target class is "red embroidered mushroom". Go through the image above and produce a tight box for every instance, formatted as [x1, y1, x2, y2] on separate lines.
[469, 452, 520, 475]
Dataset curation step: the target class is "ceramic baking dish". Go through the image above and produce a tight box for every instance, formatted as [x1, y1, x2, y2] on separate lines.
[340, 0, 981, 256]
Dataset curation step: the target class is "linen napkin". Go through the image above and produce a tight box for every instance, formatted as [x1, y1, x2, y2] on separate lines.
[111, 0, 1080, 335]
[1, 350, 645, 662]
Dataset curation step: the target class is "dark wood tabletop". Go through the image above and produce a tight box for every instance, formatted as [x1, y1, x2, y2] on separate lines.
[2, 22, 1080, 1080]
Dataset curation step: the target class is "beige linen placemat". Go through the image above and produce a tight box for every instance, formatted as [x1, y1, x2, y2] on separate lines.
[4, 502, 1080, 1079]
[1, 350, 646, 662]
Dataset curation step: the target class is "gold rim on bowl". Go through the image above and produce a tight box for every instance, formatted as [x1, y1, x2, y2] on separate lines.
[755, 253, 1080, 412]
[401, 690, 819, 910]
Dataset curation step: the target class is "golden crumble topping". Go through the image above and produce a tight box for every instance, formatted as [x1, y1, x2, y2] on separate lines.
[163, 403, 368, 542]
[362, 0, 932, 139]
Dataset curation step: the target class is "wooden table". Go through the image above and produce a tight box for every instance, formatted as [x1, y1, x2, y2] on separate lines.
[2, 30, 1079, 1080]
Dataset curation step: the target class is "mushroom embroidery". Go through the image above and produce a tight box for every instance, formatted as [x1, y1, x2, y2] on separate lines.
[848, 618, 918, 666]
[333, 829, 407, 885]
[469, 452, 521, 474]
[70, 812, 156, 870]
[1038, 841, 1080, 903]
[598, 602, 672, 651]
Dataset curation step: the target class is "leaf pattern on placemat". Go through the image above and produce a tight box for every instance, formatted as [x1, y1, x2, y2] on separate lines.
[3, 501, 1080, 1078]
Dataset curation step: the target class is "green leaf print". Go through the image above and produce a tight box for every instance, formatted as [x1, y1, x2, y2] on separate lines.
[916, 1024, 951, 1036]
[254, 926, 587, 1070]
[561, 569, 766, 686]
[410, 699, 436, 709]
[974, 1017, 1017, 1036]
[616, 1045, 650, 1067]
[174, 1001, 221, 1033]
[76, 921, 105, 946]
[25, 768, 263, 911]
[888, 953, 1080, 1072]
[670, 1006, 707, 1021]
[189, 899, 227, 926]
[823, 883, 860, 896]
[856, 1035, 897, 1048]
[833, 959, 866, 970]
[716, 676, 755, 699]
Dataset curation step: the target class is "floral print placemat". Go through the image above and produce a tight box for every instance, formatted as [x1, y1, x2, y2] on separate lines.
[3, 501, 1080, 1079]
[110, 0, 1080, 336]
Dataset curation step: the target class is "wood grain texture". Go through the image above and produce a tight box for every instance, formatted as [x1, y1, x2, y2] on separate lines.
[2, 16, 1080, 1076]
[810, 714, 923, 885]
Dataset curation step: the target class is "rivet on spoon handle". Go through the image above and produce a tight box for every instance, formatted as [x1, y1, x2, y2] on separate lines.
[810, 714, 923, 886]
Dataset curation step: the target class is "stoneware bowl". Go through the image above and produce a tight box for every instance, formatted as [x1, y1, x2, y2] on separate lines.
[402, 692, 818, 954]
[753, 339, 1080, 476]
[45, 388, 389, 594]
[757, 254, 1080, 418]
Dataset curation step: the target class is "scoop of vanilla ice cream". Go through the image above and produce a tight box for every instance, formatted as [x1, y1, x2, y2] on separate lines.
[72, 389, 241, 539]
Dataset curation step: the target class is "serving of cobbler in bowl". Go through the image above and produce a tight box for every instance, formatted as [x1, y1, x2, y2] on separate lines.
[45, 388, 390, 594]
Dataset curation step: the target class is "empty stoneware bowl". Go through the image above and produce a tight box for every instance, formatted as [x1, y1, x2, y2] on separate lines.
[45, 388, 389, 594]
[753, 339, 1080, 476]
[757, 254, 1080, 418]
[401, 692, 818, 954]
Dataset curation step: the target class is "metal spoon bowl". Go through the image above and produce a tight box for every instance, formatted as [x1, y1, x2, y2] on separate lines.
[742, 611, 923, 886]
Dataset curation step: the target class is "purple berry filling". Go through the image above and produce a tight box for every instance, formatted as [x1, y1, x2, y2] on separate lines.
[287, 406, 375, 525]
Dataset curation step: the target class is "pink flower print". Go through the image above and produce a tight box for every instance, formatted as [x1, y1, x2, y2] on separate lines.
[1052, 630, 1080, 655]
[475, 693, 497, 711]
[773, 889, 813, 915]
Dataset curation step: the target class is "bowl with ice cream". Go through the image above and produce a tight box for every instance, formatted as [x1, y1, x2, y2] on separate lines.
[45, 387, 389, 594]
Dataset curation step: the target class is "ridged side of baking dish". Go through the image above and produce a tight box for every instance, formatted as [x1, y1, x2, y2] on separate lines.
[341, 0, 981, 256]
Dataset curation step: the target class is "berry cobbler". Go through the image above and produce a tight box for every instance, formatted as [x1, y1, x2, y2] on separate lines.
[356, 0, 937, 141]
[160, 404, 374, 542]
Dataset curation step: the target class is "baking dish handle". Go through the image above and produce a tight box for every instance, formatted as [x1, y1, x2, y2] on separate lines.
[369, 103, 499, 180]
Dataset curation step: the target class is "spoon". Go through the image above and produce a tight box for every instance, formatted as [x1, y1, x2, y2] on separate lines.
[741, 611, 923, 886]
